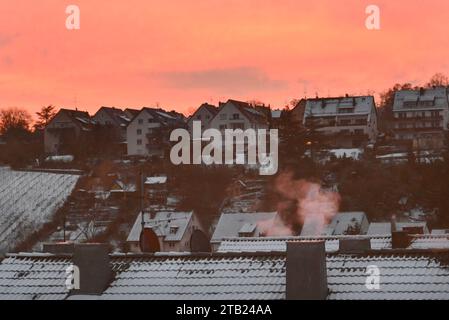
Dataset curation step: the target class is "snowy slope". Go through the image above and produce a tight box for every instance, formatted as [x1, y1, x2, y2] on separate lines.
[0, 167, 80, 253]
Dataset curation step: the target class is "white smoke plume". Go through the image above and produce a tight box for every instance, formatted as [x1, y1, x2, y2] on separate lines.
[258, 171, 341, 237]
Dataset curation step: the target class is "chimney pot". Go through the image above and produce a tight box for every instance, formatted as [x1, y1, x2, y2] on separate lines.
[72, 244, 112, 295]
[286, 241, 328, 300]
[392, 231, 411, 249]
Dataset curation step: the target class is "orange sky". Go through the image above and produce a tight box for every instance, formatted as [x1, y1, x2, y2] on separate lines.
[1, 0, 449, 118]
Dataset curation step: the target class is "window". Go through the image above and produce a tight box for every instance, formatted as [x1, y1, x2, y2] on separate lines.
[339, 119, 351, 126]
[137, 129, 142, 135]
[354, 129, 364, 135]
[431, 111, 440, 118]
[232, 123, 244, 130]
[138, 119, 143, 124]
[196, 115, 202, 120]
[220, 114, 227, 120]
[170, 226, 179, 234]
[398, 113, 407, 119]
[137, 139, 142, 145]
[232, 113, 240, 120]
[168, 243, 175, 248]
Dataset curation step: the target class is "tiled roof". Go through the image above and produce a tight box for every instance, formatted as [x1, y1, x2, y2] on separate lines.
[326, 252, 449, 300]
[0, 254, 71, 300]
[217, 235, 449, 253]
[102, 254, 285, 300]
[2, 248, 449, 300]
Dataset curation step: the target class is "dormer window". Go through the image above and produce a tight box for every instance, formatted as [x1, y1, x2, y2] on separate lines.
[170, 225, 179, 234]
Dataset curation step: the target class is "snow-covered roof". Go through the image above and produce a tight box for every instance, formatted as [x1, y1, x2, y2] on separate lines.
[367, 222, 429, 235]
[3, 244, 449, 300]
[211, 212, 277, 243]
[144, 176, 167, 185]
[304, 96, 375, 117]
[328, 148, 363, 160]
[326, 212, 368, 235]
[393, 87, 449, 111]
[127, 211, 193, 242]
[217, 234, 449, 253]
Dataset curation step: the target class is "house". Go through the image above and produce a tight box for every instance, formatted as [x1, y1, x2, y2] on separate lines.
[290, 99, 307, 125]
[2, 236, 449, 299]
[92, 107, 132, 142]
[210, 212, 278, 251]
[367, 221, 429, 235]
[44, 108, 94, 155]
[300, 212, 369, 237]
[392, 87, 449, 150]
[144, 175, 168, 204]
[187, 103, 218, 133]
[270, 109, 283, 129]
[209, 99, 269, 132]
[204, 99, 269, 165]
[126, 108, 186, 157]
[325, 212, 370, 235]
[126, 210, 206, 253]
[124, 108, 140, 119]
[303, 95, 378, 148]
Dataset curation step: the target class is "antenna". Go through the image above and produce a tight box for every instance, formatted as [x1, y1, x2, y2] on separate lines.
[140, 170, 145, 230]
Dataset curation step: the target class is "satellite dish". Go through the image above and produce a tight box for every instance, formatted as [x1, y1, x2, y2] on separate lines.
[190, 230, 211, 253]
[139, 227, 160, 253]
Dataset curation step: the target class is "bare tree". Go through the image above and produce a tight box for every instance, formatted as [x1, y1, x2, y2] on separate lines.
[426, 73, 449, 88]
[0, 107, 32, 137]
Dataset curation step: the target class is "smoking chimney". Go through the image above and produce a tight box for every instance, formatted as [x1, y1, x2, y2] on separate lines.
[286, 241, 328, 300]
[72, 244, 112, 295]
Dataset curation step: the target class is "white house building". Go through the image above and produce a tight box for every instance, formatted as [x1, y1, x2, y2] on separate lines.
[209, 99, 269, 132]
[187, 103, 218, 133]
[126, 210, 206, 253]
[392, 87, 449, 150]
[92, 107, 132, 142]
[126, 108, 185, 157]
[303, 96, 378, 148]
[210, 212, 278, 251]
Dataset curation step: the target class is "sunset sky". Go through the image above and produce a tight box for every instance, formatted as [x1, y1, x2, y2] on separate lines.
[1, 0, 449, 118]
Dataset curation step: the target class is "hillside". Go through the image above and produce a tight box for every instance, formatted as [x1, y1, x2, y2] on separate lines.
[0, 167, 79, 254]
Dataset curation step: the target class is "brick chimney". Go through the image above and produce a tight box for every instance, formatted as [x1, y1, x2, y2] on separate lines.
[72, 244, 112, 295]
[286, 241, 328, 300]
